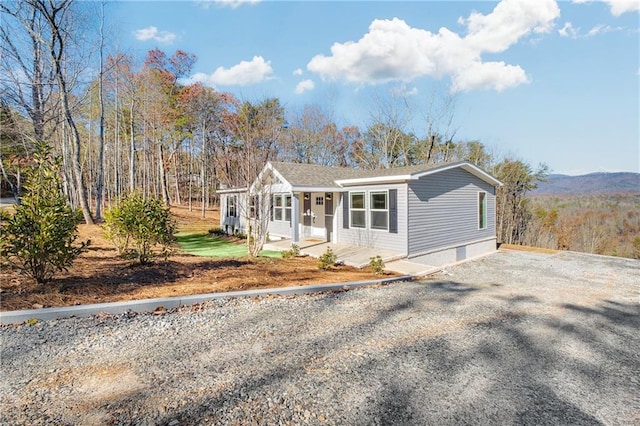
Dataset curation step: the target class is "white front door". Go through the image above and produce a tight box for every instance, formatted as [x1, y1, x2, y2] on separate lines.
[302, 192, 326, 239]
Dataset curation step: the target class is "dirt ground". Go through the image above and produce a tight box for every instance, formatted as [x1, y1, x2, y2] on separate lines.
[0, 205, 392, 311]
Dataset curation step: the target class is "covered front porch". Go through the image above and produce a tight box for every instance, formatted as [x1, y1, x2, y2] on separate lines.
[270, 191, 338, 243]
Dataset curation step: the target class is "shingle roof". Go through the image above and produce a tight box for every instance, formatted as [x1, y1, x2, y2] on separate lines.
[268, 161, 454, 187]
[268, 162, 370, 187]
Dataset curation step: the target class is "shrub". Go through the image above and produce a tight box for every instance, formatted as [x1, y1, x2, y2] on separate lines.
[103, 192, 175, 264]
[282, 243, 301, 259]
[208, 227, 226, 236]
[0, 142, 89, 284]
[369, 255, 385, 275]
[318, 246, 337, 270]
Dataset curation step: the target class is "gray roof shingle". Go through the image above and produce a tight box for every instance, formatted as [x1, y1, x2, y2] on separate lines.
[269, 161, 455, 187]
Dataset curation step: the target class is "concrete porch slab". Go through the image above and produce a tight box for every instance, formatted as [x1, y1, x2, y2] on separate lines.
[384, 260, 441, 277]
[263, 238, 404, 269]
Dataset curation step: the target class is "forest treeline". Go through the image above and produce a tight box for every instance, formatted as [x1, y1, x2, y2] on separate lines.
[1, 1, 637, 259]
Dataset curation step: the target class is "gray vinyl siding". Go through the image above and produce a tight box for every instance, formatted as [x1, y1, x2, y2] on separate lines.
[336, 183, 408, 254]
[267, 193, 293, 238]
[269, 218, 292, 238]
[407, 167, 496, 255]
[220, 193, 247, 234]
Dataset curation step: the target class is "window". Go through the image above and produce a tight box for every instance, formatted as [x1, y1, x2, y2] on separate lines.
[350, 192, 366, 228]
[315, 196, 324, 206]
[370, 191, 388, 230]
[226, 195, 237, 218]
[249, 195, 259, 219]
[478, 191, 487, 229]
[285, 195, 292, 222]
[273, 194, 283, 221]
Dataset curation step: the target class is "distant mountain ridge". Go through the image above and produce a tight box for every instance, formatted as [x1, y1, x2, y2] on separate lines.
[530, 172, 640, 196]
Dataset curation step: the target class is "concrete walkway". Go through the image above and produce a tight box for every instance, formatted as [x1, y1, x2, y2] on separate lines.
[264, 238, 439, 276]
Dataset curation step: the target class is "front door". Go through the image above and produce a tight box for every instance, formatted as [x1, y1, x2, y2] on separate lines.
[303, 192, 311, 227]
[325, 192, 334, 242]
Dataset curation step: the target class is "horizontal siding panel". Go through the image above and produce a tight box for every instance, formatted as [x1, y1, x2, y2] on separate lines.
[408, 167, 496, 255]
[336, 183, 408, 254]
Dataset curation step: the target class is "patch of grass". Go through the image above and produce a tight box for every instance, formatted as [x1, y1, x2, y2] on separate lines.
[176, 233, 281, 258]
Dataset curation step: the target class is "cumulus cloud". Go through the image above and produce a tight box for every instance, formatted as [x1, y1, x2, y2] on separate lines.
[307, 0, 560, 92]
[294, 79, 315, 94]
[293, 68, 303, 76]
[134, 26, 176, 44]
[573, 0, 640, 16]
[187, 56, 273, 87]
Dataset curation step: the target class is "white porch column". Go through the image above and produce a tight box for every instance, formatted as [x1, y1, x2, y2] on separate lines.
[291, 192, 300, 243]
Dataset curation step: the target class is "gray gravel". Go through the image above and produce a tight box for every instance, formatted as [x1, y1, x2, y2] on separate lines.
[1, 249, 639, 425]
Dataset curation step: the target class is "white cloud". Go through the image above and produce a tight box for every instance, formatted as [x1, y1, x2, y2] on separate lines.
[293, 68, 303, 76]
[559, 21, 624, 38]
[307, 0, 559, 92]
[390, 83, 418, 97]
[294, 79, 315, 94]
[211, 0, 261, 9]
[573, 0, 640, 16]
[559, 22, 579, 38]
[187, 56, 273, 87]
[587, 24, 623, 36]
[134, 26, 176, 44]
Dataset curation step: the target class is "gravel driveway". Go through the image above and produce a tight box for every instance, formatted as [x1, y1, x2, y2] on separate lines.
[1, 249, 639, 425]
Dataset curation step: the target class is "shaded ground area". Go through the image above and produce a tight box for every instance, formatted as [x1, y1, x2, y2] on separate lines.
[0, 206, 391, 311]
[0, 250, 638, 424]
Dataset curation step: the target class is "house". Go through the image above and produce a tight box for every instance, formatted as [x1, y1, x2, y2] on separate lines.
[219, 161, 502, 267]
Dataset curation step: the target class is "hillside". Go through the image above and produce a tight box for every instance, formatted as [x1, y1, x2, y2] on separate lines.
[531, 172, 640, 196]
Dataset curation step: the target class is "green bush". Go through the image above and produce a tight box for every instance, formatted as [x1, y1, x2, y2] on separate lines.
[103, 193, 175, 264]
[208, 227, 226, 236]
[318, 246, 337, 270]
[282, 243, 301, 259]
[369, 255, 385, 275]
[0, 142, 89, 284]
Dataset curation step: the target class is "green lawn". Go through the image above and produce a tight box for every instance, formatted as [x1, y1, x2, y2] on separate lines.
[176, 233, 282, 258]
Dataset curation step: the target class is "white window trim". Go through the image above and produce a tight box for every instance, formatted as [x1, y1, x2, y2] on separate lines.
[227, 195, 237, 218]
[349, 191, 366, 229]
[478, 191, 487, 230]
[284, 194, 292, 222]
[348, 190, 391, 232]
[273, 194, 292, 222]
[370, 190, 389, 231]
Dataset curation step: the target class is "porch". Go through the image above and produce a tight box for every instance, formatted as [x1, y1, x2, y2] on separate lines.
[263, 238, 440, 276]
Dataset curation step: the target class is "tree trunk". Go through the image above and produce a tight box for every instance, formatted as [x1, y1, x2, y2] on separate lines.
[158, 143, 169, 205]
[129, 98, 136, 193]
[95, 2, 106, 220]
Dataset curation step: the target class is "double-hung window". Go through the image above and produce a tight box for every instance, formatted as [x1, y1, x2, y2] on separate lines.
[273, 194, 283, 221]
[350, 192, 366, 228]
[227, 195, 237, 218]
[284, 195, 292, 222]
[370, 191, 388, 231]
[478, 191, 487, 229]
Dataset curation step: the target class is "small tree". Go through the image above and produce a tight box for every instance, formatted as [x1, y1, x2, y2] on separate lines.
[104, 192, 175, 264]
[318, 246, 337, 270]
[0, 142, 88, 284]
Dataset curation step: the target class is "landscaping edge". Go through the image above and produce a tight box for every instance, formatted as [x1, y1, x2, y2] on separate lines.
[0, 275, 413, 325]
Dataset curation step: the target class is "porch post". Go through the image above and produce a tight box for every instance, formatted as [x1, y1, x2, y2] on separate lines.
[291, 192, 300, 243]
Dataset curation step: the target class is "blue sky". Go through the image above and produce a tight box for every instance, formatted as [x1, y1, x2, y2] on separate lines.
[111, 0, 639, 175]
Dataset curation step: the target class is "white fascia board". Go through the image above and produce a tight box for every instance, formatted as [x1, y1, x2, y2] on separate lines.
[216, 187, 248, 194]
[291, 186, 342, 193]
[335, 175, 412, 187]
